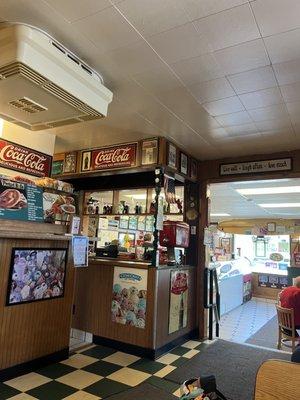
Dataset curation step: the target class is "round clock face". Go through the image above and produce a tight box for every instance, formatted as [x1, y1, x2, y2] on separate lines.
[186, 209, 198, 221]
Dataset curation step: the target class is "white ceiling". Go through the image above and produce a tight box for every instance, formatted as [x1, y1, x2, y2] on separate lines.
[2, 0, 300, 159]
[210, 178, 300, 222]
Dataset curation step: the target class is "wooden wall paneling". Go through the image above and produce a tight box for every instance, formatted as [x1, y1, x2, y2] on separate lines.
[72, 263, 156, 349]
[154, 267, 196, 349]
[0, 238, 74, 371]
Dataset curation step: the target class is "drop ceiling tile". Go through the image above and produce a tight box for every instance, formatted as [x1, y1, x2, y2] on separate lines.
[147, 22, 212, 64]
[45, 0, 111, 22]
[280, 82, 300, 103]
[132, 64, 182, 94]
[171, 53, 224, 85]
[239, 87, 283, 109]
[116, 0, 190, 36]
[214, 39, 270, 75]
[225, 123, 258, 136]
[227, 66, 277, 94]
[251, 0, 300, 37]
[208, 127, 229, 138]
[105, 41, 162, 75]
[215, 111, 252, 126]
[202, 96, 244, 116]
[189, 78, 235, 104]
[255, 118, 292, 132]
[286, 101, 300, 123]
[273, 60, 300, 85]
[183, 0, 248, 21]
[193, 4, 260, 51]
[248, 103, 290, 122]
[264, 29, 300, 65]
[73, 6, 139, 53]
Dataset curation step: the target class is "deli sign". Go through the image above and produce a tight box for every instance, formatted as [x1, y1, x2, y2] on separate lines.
[0, 139, 52, 177]
[91, 143, 137, 171]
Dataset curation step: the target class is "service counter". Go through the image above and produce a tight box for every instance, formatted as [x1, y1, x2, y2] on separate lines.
[72, 258, 197, 359]
[0, 221, 74, 381]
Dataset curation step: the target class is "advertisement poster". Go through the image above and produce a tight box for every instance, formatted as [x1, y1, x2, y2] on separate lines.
[7, 248, 67, 305]
[0, 139, 52, 177]
[0, 178, 43, 222]
[169, 270, 189, 334]
[141, 138, 158, 165]
[112, 267, 148, 329]
[258, 274, 288, 289]
[43, 192, 76, 223]
[91, 143, 137, 171]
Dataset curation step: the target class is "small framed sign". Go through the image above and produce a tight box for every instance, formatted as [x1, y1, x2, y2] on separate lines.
[64, 152, 77, 174]
[81, 151, 91, 172]
[190, 158, 197, 180]
[267, 222, 276, 233]
[141, 138, 158, 165]
[180, 152, 188, 175]
[167, 142, 177, 169]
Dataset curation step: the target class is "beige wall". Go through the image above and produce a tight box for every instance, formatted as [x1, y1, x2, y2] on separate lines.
[0, 120, 56, 178]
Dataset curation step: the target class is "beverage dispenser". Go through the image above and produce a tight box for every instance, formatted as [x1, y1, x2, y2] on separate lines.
[159, 221, 190, 265]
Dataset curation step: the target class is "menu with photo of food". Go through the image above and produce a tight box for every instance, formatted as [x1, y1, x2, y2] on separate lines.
[0, 178, 43, 222]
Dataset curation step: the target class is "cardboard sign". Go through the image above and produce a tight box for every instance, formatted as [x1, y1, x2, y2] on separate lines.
[0, 139, 52, 177]
[91, 143, 137, 171]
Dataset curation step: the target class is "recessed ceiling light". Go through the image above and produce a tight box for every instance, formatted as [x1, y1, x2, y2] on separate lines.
[237, 186, 300, 195]
[210, 213, 231, 216]
[259, 203, 300, 208]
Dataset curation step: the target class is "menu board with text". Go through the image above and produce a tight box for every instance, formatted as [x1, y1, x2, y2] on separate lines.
[0, 178, 43, 222]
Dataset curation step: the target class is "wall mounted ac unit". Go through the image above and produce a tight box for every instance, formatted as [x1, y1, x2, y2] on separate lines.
[0, 24, 113, 130]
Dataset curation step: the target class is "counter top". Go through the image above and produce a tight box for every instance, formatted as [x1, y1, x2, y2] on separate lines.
[89, 257, 151, 269]
[0, 231, 71, 241]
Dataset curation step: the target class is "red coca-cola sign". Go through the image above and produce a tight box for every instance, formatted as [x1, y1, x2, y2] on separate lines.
[91, 143, 137, 171]
[0, 139, 52, 177]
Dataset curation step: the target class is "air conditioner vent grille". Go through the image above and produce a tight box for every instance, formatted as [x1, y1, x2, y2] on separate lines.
[8, 97, 47, 114]
[0, 62, 104, 118]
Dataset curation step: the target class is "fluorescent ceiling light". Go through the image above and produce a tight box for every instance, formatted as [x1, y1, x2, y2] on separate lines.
[259, 203, 300, 208]
[210, 213, 230, 216]
[237, 186, 300, 195]
[232, 179, 291, 185]
[124, 194, 146, 200]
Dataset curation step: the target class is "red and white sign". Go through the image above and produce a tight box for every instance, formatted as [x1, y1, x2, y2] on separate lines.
[0, 139, 52, 177]
[91, 143, 137, 171]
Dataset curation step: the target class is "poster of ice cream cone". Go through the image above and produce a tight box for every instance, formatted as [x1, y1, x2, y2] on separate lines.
[112, 267, 148, 329]
[168, 270, 189, 334]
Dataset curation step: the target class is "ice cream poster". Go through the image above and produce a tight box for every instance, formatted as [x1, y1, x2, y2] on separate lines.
[168, 270, 189, 334]
[112, 267, 148, 329]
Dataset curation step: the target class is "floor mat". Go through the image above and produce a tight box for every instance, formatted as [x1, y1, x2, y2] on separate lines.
[245, 316, 279, 349]
[107, 382, 177, 399]
[164, 339, 291, 400]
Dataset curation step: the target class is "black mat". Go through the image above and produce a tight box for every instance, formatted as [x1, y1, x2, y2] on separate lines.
[107, 382, 177, 399]
[246, 316, 278, 349]
[165, 339, 290, 400]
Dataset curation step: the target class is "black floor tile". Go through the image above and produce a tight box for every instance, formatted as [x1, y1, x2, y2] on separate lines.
[83, 360, 122, 377]
[27, 381, 76, 400]
[129, 359, 166, 374]
[0, 383, 21, 400]
[85, 378, 130, 398]
[37, 363, 76, 379]
[81, 345, 116, 360]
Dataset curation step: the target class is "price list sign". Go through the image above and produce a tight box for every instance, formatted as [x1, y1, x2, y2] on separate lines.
[0, 178, 43, 222]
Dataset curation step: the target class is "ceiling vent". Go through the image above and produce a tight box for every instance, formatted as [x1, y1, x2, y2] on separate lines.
[0, 24, 113, 130]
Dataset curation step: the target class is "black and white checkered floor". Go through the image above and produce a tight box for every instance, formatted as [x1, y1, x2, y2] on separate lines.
[0, 340, 207, 399]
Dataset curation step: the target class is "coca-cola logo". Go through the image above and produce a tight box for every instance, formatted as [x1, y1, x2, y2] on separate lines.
[95, 147, 131, 166]
[91, 144, 136, 170]
[0, 140, 51, 177]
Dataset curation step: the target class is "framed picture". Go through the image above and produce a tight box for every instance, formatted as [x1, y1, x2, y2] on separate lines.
[64, 152, 77, 174]
[167, 142, 177, 169]
[141, 138, 158, 165]
[267, 222, 276, 233]
[7, 248, 67, 306]
[51, 160, 64, 176]
[81, 151, 91, 172]
[180, 152, 188, 175]
[190, 158, 197, 180]
[221, 237, 231, 254]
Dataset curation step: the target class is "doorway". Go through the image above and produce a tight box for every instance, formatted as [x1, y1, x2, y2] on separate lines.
[208, 178, 299, 349]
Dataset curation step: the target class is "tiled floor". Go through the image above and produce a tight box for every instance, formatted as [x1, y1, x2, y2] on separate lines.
[219, 297, 277, 343]
[0, 340, 208, 399]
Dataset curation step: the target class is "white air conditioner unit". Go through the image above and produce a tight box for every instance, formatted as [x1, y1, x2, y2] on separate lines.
[0, 24, 113, 130]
